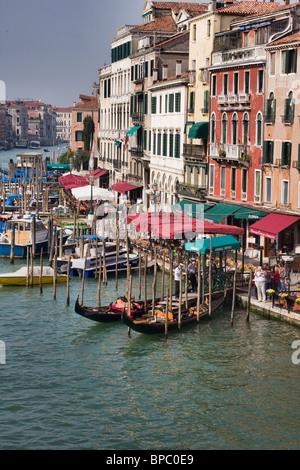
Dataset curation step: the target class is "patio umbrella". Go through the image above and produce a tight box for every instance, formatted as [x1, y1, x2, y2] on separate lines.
[71, 186, 115, 202]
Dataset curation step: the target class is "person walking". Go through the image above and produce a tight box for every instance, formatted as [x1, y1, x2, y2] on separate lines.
[278, 264, 286, 292]
[174, 264, 182, 299]
[254, 266, 266, 302]
[187, 260, 197, 293]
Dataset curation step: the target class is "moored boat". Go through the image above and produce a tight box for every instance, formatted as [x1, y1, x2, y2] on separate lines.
[122, 292, 226, 334]
[0, 266, 67, 286]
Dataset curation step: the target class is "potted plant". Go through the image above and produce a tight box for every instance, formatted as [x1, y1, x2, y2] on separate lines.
[219, 149, 226, 157]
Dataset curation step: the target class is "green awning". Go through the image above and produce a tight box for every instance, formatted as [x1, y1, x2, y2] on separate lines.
[114, 142, 121, 147]
[47, 164, 70, 170]
[127, 126, 141, 136]
[184, 121, 195, 134]
[234, 207, 267, 220]
[185, 235, 241, 254]
[188, 122, 209, 140]
[172, 200, 211, 219]
[204, 203, 243, 223]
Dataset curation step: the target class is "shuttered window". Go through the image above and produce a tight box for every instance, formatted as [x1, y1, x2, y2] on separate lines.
[175, 93, 181, 112]
[263, 140, 274, 164]
[174, 134, 180, 158]
[281, 141, 291, 166]
[163, 133, 167, 156]
[151, 96, 157, 114]
[169, 133, 174, 157]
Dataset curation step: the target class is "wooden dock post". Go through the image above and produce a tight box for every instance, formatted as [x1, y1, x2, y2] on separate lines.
[144, 254, 147, 315]
[32, 215, 36, 258]
[127, 275, 132, 337]
[165, 288, 169, 339]
[169, 250, 173, 311]
[26, 248, 29, 287]
[39, 248, 43, 294]
[115, 238, 119, 288]
[97, 252, 102, 308]
[67, 257, 70, 306]
[138, 249, 142, 299]
[209, 236, 212, 317]
[53, 253, 57, 300]
[246, 270, 253, 322]
[30, 247, 34, 288]
[197, 250, 201, 322]
[10, 222, 15, 264]
[161, 253, 165, 300]
[185, 260, 188, 310]
[231, 268, 237, 326]
[81, 252, 87, 307]
[152, 252, 157, 316]
[178, 275, 182, 330]
[102, 240, 107, 285]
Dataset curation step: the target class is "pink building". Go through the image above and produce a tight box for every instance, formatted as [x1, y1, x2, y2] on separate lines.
[71, 95, 98, 152]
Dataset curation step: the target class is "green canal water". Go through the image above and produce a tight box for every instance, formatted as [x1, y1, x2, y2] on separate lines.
[0, 257, 299, 450]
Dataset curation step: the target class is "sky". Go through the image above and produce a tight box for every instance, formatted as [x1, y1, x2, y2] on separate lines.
[0, 0, 202, 108]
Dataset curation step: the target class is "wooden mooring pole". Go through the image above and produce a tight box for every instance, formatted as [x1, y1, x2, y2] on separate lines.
[39, 248, 43, 294]
[231, 268, 237, 326]
[246, 270, 253, 322]
[165, 288, 169, 339]
[197, 250, 201, 322]
[66, 257, 70, 306]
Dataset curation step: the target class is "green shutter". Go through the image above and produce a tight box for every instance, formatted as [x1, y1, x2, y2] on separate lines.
[263, 141, 268, 163]
[169, 133, 173, 157]
[144, 93, 148, 115]
[151, 96, 156, 114]
[130, 96, 133, 116]
[291, 99, 295, 124]
[157, 133, 161, 156]
[148, 131, 151, 152]
[281, 141, 286, 166]
[175, 93, 180, 112]
[143, 130, 147, 151]
[270, 141, 274, 164]
[189, 92, 195, 112]
[174, 134, 180, 158]
[163, 133, 167, 156]
[287, 142, 292, 166]
[169, 94, 174, 113]
[108, 79, 111, 97]
[204, 90, 209, 113]
[298, 144, 300, 168]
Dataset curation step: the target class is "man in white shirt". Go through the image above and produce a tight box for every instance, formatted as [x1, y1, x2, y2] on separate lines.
[174, 264, 182, 299]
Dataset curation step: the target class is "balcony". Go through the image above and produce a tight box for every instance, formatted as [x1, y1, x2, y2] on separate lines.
[212, 45, 266, 67]
[183, 144, 206, 160]
[131, 112, 144, 124]
[210, 143, 250, 162]
[129, 147, 144, 159]
[177, 183, 207, 200]
[238, 93, 251, 104]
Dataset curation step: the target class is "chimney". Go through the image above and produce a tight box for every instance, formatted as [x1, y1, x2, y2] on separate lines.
[162, 64, 168, 80]
[284, 0, 290, 5]
[73, 101, 76, 107]
[176, 60, 182, 77]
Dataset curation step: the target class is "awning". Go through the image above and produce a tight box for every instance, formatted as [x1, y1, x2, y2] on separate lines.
[93, 168, 108, 179]
[47, 164, 70, 170]
[249, 213, 300, 240]
[234, 207, 267, 220]
[185, 235, 241, 254]
[114, 142, 121, 147]
[184, 121, 195, 134]
[111, 181, 141, 195]
[205, 203, 243, 223]
[188, 122, 209, 140]
[127, 126, 141, 137]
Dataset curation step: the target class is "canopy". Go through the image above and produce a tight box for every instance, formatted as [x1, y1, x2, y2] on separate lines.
[128, 212, 244, 239]
[234, 207, 267, 220]
[58, 174, 89, 190]
[172, 200, 211, 219]
[204, 203, 243, 223]
[87, 168, 108, 179]
[249, 213, 300, 240]
[185, 235, 241, 254]
[188, 122, 209, 140]
[71, 186, 115, 202]
[127, 126, 141, 137]
[112, 181, 141, 194]
[47, 164, 70, 170]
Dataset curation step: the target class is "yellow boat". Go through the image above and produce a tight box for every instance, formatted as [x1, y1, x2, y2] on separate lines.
[0, 266, 67, 286]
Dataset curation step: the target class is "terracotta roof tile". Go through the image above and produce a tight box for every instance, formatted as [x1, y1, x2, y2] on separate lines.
[132, 16, 177, 33]
[267, 30, 300, 47]
[152, 1, 208, 15]
[217, 1, 282, 16]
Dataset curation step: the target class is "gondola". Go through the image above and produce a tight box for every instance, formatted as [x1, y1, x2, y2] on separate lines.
[74, 296, 160, 323]
[122, 292, 226, 335]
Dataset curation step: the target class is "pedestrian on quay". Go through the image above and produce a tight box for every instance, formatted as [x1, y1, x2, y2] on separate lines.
[273, 266, 280, 292]
[174, 264, 182, 299]
[254, 266, 266, 302]
[278, 263, 286, 292]
[187, 259, 197, 293]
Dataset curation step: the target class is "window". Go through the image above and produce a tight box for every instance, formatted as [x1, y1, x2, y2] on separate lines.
[232, 113, 238, 145]
[243, 113, 249, 145]
[244, 71, 250, 94]
[189, 91, 195, 112]
[283, 91, 294, 124]
[242, 168, 247, 194]
[282, 49, 297, 74]
[211, 114, 216, 144]
[207, 20, 211, 38]
[193, 24, 197, 41]
[77, 112, 82, 123]
[263, 140, 274, 164]
[281, 141, 291, 166]
[258, 70, 264, 93]
[148, 131, 151, 152]
[75, 130, 83, 141]
[151, 96, 157, 114]
[255, 170, 261, 201]
[153, 132, 156, 155]
[233, 72, 239, 95]
[222, 113, 227, 144]
[163, 133, 167, 156]
[231, 167, 237, 191]
[203, 90, 209, 114]
[175, 93, 181, 112]
[209, 164, 215, 192]
[144, 93, 148, 115]
[244, 31, 249, 47]
[169, 133, 174, 157]
[169, 94, 174, 113]
[221, 166, 226, 191]
[211, 75, 216, 96]
[143, 130, 147, 151]
[223, 74, 228, 95]
[265, 92, 276, 124]
[282, 180, 289, 205]
[174, 134, 180, 158]
[270, 52, 276, 75]
[256, 112, 262, 146]
[150, 59, 154, 76]
[265, 177, 272, 203]
[157, 133, 161, 156]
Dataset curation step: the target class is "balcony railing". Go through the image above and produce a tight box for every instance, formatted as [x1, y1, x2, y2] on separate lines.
[212, 46, 266, 66]
[131, 112, 144, 123]
[210, 143, 250, 161]
[177, 183, 207, 200]
[129, 147, 144, 158]
[183, 144, 206, 159]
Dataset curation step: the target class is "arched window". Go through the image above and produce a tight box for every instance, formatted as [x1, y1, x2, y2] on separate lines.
[243, 112, 249, 145]
[232, 113, 238, 145]
[222, 113, 227, 145]
[256, 112, 262, 146]
[211, 113, 216, 143]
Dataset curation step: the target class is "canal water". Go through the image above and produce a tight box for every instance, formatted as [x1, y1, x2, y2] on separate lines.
[0, 147, 299, 450]
[0, 257, 299, 450]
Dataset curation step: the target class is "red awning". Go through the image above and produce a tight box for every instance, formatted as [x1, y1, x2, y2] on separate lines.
[87, 168, 108, 179]
[112, 181, 140, 195]
[249, 213, 300, 240]
[58, 174, 89, 190]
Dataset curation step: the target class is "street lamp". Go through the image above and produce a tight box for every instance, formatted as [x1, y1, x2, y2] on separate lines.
[150, 183, 161, 215]
[89, 174, 95, 215]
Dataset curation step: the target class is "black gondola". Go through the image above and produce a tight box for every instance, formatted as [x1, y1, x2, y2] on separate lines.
[122, 292, 226, 334]
[74, 296, 160, 323]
